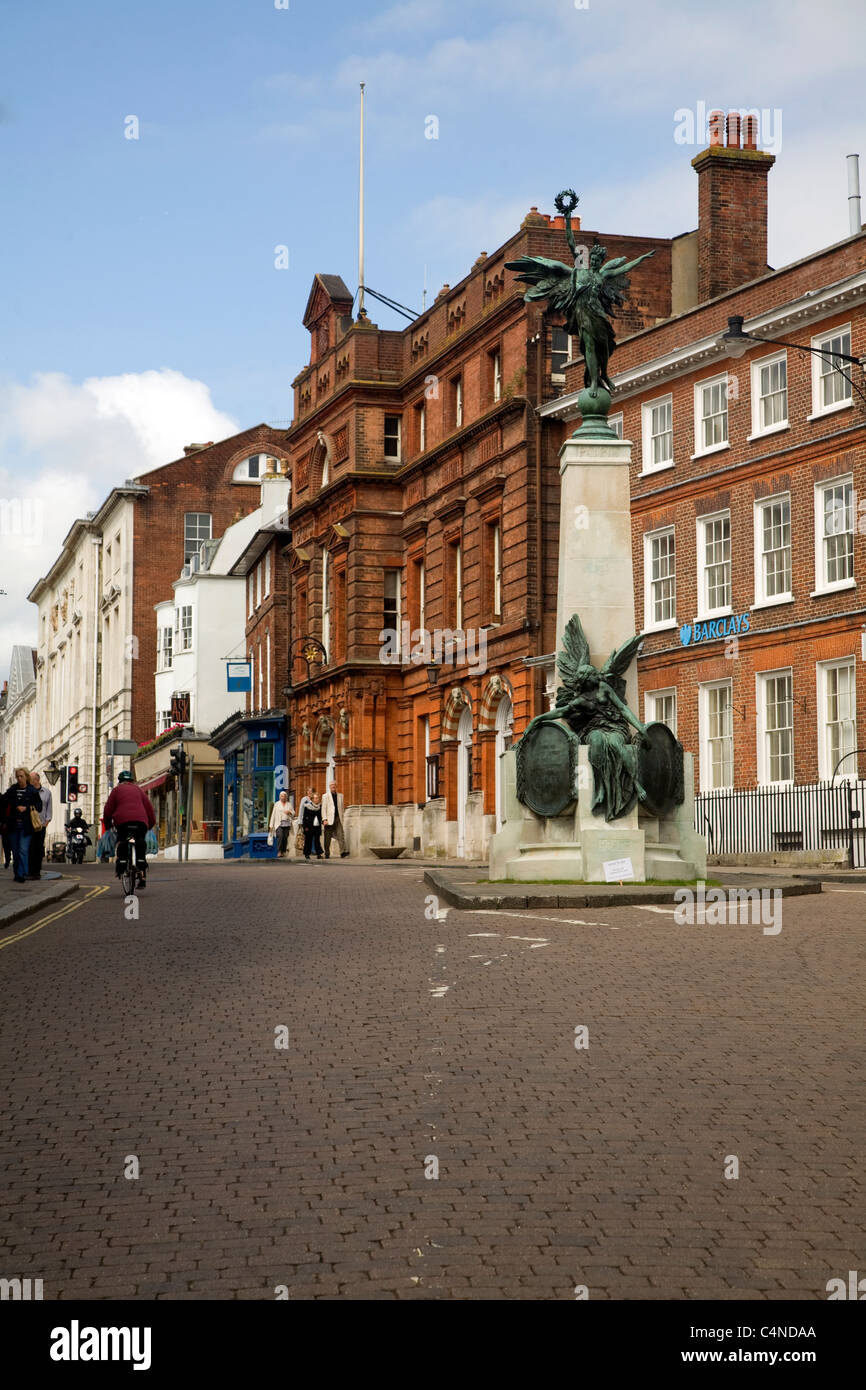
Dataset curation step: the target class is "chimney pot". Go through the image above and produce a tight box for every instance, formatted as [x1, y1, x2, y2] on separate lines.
[709, 110, 725, 146]
[743, 114, 758, 149]
[726, 111, 741, 148]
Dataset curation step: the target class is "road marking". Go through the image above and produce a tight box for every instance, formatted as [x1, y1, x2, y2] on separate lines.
[0, 885, 109, 952]
[467, 909, 610, 928]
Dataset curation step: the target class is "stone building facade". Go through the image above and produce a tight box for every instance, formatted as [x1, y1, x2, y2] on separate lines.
[26, 426, 285, 824]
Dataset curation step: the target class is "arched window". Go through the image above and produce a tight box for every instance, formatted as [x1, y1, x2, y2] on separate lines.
[233, 454, 263, 483]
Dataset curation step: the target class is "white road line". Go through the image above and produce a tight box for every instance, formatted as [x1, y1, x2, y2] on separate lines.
[466, 909, 610, 928]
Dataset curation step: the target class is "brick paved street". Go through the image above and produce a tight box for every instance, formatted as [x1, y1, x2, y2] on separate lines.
[0, 861, 863, 1300]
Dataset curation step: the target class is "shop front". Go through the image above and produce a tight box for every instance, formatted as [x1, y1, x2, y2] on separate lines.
[134, 731, 225, 860]
[212, 709, 287, 859]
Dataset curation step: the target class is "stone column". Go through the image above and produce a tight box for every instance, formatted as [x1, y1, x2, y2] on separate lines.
[555, 421, 638, 710]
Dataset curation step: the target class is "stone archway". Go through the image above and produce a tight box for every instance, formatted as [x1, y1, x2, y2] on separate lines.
[442, 685, 470, 742]
[313, 715, 334, 761]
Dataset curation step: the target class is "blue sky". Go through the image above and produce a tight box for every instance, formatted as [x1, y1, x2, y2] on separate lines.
[2, 0, 865, 664]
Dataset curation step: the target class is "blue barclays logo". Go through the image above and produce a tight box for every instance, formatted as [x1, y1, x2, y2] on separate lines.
[680, 613, 751, 647]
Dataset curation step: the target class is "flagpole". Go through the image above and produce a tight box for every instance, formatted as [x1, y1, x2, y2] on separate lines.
[358, 82, 365, 317]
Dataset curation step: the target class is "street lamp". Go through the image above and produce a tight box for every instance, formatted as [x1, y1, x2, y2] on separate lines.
[44, 758, 61, 786]
[719, 315, 866, 405]
[426, 660, 441, 688]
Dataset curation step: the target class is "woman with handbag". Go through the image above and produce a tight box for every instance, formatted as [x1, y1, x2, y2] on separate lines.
[301, 790, 324, 861]
[295, 786, 313, 857]
[2, 766, 43, 884]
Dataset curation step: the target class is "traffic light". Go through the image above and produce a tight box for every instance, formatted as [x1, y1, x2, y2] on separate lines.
[67, 763, 79, 802]
[169, 744, 187, 779]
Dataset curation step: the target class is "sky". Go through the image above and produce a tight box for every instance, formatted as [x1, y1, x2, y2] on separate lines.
[2, 0, 865, 673]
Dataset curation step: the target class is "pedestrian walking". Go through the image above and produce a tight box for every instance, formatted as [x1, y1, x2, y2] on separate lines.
[296, 785, 314, 856]
[1, 766, 43, 885]
[268, 790, 296, 857]
[322, 779, 349, 859]
[27, 770, 53, 880]
[301, 791, 324, 861]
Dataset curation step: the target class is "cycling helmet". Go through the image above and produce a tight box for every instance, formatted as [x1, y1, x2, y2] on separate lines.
[117, 770, 133, 782]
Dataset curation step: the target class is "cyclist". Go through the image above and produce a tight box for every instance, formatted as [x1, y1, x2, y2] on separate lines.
[102, 771, 156, 889]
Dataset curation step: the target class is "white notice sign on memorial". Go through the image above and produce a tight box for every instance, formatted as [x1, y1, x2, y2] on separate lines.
[603, 857, 635, 882]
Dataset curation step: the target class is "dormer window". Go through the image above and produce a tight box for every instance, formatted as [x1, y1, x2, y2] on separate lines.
[233, 454, 262, 482]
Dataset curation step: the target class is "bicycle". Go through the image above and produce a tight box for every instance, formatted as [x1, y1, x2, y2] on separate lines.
[116, 826, 146, 897]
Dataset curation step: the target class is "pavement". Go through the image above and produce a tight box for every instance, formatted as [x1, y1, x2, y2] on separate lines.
[0, 863, 80, 927]
[0, 859, 863, 1300]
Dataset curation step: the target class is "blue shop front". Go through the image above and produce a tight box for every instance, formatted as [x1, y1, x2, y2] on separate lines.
[212, 709, 287, 859]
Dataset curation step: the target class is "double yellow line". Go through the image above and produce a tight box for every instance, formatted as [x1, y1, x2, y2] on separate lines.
[0, 884, 109, 952]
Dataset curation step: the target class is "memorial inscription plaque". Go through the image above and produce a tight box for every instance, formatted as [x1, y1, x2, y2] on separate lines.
[515, 719, 580, 819]
[636, 722, 684, 819]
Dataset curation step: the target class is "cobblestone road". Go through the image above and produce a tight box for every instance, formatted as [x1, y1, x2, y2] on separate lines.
[0, 862, 863, 1300]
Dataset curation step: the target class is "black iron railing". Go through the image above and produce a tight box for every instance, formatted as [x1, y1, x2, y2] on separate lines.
[695, 780, 866, 868]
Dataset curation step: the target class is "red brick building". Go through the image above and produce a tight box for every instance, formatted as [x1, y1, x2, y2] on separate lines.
[542, 118, 865, 822]
[130, 425, 289, 742]
[270, 118, 863, 861]
[282, 219, 673, 855]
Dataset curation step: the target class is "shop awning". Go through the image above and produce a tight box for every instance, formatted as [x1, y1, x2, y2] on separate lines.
[138, 772, 168, 792]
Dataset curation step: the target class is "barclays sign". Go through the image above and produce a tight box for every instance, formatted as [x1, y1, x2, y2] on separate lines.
[680, 613, 751, 647]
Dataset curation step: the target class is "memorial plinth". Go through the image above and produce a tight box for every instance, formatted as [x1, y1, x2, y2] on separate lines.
[489, 424, 707, 884]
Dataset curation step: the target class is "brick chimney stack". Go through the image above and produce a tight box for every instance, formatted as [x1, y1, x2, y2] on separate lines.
[692, 110, 775, 303]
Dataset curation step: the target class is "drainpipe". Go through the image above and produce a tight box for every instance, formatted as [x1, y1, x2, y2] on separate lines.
[534, 319, 546, 711]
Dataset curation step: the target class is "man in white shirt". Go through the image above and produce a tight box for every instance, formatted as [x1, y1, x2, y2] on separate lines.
[322, 780, 349, 859]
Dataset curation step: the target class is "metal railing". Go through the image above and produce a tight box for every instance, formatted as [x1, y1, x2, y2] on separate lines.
[695, 780, 866, 868]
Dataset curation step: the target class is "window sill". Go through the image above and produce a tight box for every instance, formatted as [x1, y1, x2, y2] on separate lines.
[639, 460, 675, 478]
[810, 580, 856, 597]
[644, 620, 678, 634]
[751, 595, 794, 611]
[695, 608, 733, 622]
[690, 442, 730, 461]
[806, 400, 853, 422]
[747, 423, 789, 442]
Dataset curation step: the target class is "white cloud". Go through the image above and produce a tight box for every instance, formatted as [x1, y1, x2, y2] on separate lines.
[0, 369, 237, 676]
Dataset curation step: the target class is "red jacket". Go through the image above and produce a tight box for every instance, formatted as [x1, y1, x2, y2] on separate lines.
[102, 782, 156, 830]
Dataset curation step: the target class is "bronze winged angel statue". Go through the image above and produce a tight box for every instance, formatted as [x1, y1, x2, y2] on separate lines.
[505, 190, 654, 396]
[525, 615, 651, 821]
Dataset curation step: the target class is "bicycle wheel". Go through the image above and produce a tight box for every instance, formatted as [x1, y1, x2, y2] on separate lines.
[120, 839, 136, 897]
